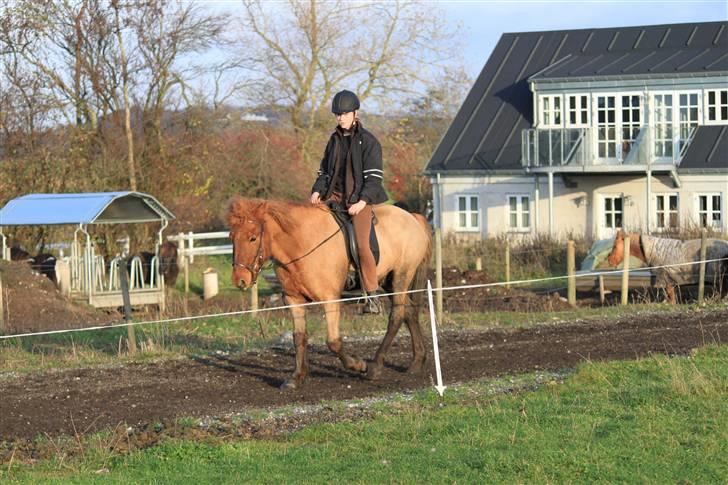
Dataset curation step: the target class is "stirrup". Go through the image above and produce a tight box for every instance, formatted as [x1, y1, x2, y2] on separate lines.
[360, 295, 381, 314]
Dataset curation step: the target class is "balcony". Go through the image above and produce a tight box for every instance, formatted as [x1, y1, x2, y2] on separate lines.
[521, 125, 696, 172]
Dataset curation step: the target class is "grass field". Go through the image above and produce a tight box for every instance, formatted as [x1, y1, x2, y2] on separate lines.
[4, 345, 726, 483]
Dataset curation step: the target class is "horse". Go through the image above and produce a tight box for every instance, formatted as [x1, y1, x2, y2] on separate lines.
[130, 241, 179, 287]
[606, 230, 728, 303]
[227, 197, 432, 389]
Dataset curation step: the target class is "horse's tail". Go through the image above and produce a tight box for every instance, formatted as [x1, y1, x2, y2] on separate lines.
[408, 213, 433, 308]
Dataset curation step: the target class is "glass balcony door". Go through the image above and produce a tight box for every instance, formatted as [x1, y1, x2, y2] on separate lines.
[595, 95, 617, 164]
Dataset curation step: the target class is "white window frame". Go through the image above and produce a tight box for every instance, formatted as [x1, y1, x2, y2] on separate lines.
[651, 91, 675, 161]
[653, 193, 679, 232]
[594, 93, 618, 161]
[565, 93, 590, 128]
[601, 194, 624, 237]
[506, 194, 531, 233]
[619, 93, 643, 161]
[539, 94, 563, 128]
[455, 194, 480, 232]
[704, 88, 728, 124]
[696, 193, 722, 229]
[677, 91, 701, 154]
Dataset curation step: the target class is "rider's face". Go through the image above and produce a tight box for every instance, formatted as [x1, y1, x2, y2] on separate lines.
[335, 111, 356, 130]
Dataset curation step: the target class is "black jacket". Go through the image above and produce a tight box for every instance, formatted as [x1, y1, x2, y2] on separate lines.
[311, 123, 388, 205]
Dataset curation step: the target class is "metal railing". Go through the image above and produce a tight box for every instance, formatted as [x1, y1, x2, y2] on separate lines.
[522, 127, 590, 168]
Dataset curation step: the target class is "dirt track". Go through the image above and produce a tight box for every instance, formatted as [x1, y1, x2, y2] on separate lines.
[0, 309, 725, 442]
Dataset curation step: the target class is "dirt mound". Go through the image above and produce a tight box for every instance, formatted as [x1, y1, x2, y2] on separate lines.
[0, 261, 111, 334]
[434, 267, 572, 312]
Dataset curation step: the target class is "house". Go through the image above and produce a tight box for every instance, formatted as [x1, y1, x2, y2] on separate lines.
[424, 21, 728, 240]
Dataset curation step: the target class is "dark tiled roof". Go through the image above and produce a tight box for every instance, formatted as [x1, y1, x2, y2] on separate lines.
[679, 125, 728, 171]
[426, 21, 728, 174]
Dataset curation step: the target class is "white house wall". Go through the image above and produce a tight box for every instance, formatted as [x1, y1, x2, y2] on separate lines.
[436, 174, 728, 239]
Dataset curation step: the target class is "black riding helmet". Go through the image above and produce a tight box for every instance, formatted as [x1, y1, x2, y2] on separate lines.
[331, 90, 360, 114]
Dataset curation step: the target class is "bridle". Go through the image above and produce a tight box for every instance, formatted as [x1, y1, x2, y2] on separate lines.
[231, 220, 266, 285]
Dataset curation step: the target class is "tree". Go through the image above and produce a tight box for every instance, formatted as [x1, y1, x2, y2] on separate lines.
[234, 0, 463, 163]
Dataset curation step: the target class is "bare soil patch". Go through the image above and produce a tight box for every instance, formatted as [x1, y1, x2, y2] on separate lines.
[0, 308, 724, 449]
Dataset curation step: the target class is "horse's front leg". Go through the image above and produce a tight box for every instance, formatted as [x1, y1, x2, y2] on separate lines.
[280, 300, 309, 390]
[324, 302, 367, 374]
[666, 284, 677, 304]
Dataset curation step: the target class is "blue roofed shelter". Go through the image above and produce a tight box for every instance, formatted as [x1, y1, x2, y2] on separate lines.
[0, 192, 175, 309]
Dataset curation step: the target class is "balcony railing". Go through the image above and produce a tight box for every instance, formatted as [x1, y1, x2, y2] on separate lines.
[521, 128, 591, 168]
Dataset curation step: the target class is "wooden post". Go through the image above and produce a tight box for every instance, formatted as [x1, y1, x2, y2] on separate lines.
[0, 272, 5, 331]
[598, 275, 606, 305]
[184, 255, 190, 294]
[505, 241, 511, 289]
[475, 257, 482, 271]
[621, 235, 630, 305]
[698, 228, 707, 305]
[434, 227, 443, 325]
[567, 240, 576, 307]
[118, 259, 137, 354]
[250, 282, 259, 313]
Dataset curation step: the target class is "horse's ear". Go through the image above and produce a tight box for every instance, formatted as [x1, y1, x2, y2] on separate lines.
[252, 201, 268, 220]
[615, 229, 624, 240]
[226, 196, 247, 227]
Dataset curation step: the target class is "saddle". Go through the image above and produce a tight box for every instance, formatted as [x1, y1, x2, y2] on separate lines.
[327, 201, 380, 292]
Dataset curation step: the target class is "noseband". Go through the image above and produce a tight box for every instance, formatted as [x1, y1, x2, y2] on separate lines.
[232, 221, 266, 285]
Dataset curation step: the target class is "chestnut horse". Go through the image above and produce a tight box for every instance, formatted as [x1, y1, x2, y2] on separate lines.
[227, 197, 432, 389]
[607, 230, 728, 303]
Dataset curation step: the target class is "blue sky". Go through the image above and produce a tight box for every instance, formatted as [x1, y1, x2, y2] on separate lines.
[443, 0, 727, 77]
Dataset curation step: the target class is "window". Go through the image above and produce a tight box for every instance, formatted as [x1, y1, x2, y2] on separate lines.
[653, 94, 673, 158]
[540, 95, 562, 127]
[706, 89, 728, 123]
[603, 196, 623, 230]
[654, 194, 678, 231]
[507, 195, 531, 231]
[566, 94, 589, 127]
[596, 95, 616, 158]
[678, 93, 700, 154]
[697, 194, 722, 229]
[456, 195, 479, 231]
[620, 95, 641, 159]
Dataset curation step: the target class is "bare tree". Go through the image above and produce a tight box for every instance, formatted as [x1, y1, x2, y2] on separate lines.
[234, 0, 463, 162]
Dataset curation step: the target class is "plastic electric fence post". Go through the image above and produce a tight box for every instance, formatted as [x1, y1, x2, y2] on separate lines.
[475, 257, 482, 271]
[599, 275, 606, 305]
[426, 280, 446, 396]
[567, 240, 576, 307]
[698, 229, 707, 304]
[621, 235, 630, 306]
[119, 259, 137, 354]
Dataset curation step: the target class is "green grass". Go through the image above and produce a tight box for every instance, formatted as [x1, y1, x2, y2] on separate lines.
[4, 345, 726, 483]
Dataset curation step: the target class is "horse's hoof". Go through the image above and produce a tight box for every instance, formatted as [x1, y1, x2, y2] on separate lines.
[280, 378, 303, 390]
[407, 358, 427, 375]
[366, 363, 382, 380]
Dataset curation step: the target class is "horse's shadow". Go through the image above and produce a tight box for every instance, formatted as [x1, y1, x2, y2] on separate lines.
[191, 346, 408, 389]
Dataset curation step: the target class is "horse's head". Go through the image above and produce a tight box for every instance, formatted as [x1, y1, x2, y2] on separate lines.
[227, 197, 268, 289]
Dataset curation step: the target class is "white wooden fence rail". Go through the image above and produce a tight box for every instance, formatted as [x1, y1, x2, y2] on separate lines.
[167, 231, 231, 262]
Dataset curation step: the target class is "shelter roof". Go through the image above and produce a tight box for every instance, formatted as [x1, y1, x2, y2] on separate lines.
[0, 192, 175, 226]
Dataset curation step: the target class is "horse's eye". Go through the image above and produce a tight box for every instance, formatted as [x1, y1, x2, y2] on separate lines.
[249, 235, 257, 243]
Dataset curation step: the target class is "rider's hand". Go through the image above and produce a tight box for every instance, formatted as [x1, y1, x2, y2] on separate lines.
[310, 192, 321, 205]
[348, 200, 367, 216]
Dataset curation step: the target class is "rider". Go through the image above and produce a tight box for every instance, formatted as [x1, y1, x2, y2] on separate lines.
[310, 90, 388, 313]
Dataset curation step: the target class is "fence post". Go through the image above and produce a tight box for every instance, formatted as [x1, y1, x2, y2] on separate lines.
[567, 240, 576, 307]
[698, 228, 707, 305]
[475, 257, 482, 271]
[118, 258, 137, 355]
[187, 231, 194, 264]
[598, 275, 606, 305]
[0, 272, 5, 331]
[505, 241, 511, 289]
[434, 227, 443, 325]
[621, 235, 630, 305]
[251, 281, 259, 313]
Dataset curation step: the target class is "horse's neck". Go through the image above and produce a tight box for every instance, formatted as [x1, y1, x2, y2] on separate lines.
[264, 205, 336, 264]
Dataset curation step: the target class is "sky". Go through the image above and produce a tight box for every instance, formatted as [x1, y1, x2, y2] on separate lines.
[440, 0, 727, 78]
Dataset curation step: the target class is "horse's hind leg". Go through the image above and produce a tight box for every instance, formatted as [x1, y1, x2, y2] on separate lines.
[403, 298, 427, 374]
[281, 299, 309, 390]
[324, 302, 367, 374]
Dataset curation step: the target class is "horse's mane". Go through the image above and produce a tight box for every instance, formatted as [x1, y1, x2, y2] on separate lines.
[227, 197, 323, 230]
